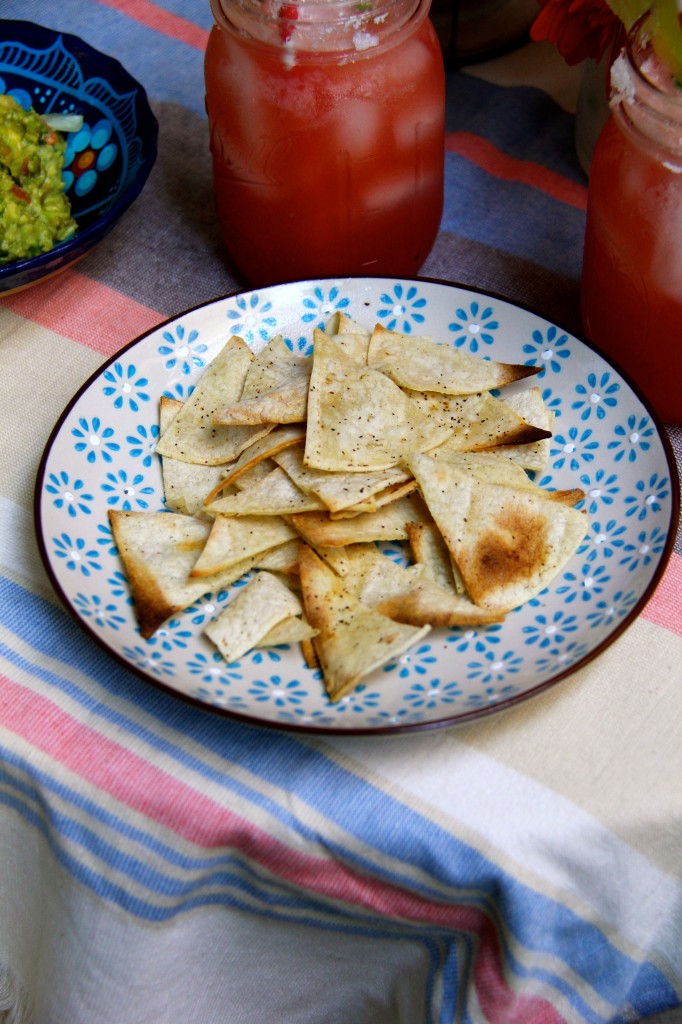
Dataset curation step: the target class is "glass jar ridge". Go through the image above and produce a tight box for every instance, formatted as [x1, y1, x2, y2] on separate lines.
[609, 10, 682, 170]
[210, 0, 429, 59]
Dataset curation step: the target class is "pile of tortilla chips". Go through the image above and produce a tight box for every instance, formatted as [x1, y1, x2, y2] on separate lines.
[109, 313, 588, 703]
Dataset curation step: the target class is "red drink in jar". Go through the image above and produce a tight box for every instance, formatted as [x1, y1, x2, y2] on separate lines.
[581, 14, 682, 425]
[205, 0, 445, 286]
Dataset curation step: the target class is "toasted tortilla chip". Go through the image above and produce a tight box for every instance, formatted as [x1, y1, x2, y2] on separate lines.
[329, 479, 419, 518]
[255, 539, 301, 575]
[273, 445, 411, 514]
[324, 312, 371, 363]
[290, 494, 431, 548]
[412, 391, 552, 451]
[203, 425, 305, 504]
[367, 324, 540, 394]
[406, 520, 460, 592]
[304, 331, 453, 472]
[495, 388, 553, 472]
[206, 466, 326, 516]
[189, 514, 297, 577]
[205, 571, 304, 663]
[213, 336, 311, 425]
[155, 337, 272, 465]
[298, 544, 430, 702]
[109, 510, 265, 639]
[408, 453, 588, 613]
[256, 615, 319, 647]
[159, 397, 231, 515]
[340, 546, 503, 627]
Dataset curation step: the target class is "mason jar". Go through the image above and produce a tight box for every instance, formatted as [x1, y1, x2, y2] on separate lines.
[204, 0, 445, 286]
[581, 11, 682, 425]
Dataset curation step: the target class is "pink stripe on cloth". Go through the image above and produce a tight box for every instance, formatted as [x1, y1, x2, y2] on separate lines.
[0, 270, 165, 357]
[446, 132, 588, 212]
[642, 552, 682, 636]
[1, 672, 568, 1024]
[94, 0, 210, 50]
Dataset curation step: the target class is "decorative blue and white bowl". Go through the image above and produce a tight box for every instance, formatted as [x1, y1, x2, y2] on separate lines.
[0, 20, 158, 293]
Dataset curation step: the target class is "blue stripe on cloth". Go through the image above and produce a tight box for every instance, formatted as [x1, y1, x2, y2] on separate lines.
[2, 576, 679, 1019]
[440, 156, 586, 281]
[445, 71, 586, 184]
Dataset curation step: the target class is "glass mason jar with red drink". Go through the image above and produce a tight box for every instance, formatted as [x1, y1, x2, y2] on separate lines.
[204, 0, 445, 287]
[581, 11, 682, 426]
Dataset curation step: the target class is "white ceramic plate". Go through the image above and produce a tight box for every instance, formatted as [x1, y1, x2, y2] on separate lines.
[35, 278, 678, 733]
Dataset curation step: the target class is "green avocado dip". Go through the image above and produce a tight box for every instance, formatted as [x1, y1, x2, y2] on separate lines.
[0, 94, 77, 264]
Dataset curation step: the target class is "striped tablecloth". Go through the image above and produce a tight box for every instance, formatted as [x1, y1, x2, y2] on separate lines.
[1, 3, 681, 1022]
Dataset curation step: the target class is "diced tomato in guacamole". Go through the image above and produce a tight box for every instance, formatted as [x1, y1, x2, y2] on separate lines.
[0, 94, 77, 264]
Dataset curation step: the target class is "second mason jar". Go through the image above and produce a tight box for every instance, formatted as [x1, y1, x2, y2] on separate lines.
[205, 0, 446, 286]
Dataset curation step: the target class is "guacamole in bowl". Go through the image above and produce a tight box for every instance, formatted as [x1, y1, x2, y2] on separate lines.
[0, 94, 77, 264]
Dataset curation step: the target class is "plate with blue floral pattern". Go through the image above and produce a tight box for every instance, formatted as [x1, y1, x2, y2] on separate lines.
[34, 278, 679, 733]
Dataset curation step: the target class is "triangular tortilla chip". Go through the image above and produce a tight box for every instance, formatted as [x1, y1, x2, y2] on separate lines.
[367, 324, 541, 394]
[213, 336, 311, 425]
[155, 337, 272, 465]
[304, 331, 453, 472]
[298, 544, 430, 702]
[290, 494, 430, 548]
[256, 615, 319, 647]
[273, 445, 411, 514]
[203, 424, 305, 504]
[494, 387, 553, 472]
[159, 396, 231, 514]
[109, 510, 266, 638]
[189, 514, 297, 577]
[339, 545, 503, 627]
[324, 311, 371, 363]
[204, 571, 304, 663]
[408, 453, 588, 613]
[206, 466, 326, 516]
[411, 391, 552, 451]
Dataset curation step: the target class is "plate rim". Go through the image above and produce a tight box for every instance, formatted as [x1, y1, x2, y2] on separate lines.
[33, 274, 681, 735]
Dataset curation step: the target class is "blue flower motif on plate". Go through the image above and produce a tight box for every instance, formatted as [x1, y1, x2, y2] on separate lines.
[607, 414, 655, 464]
[248, 674, 309, 708]
[446, 624, 502, 653]
[126, 423, 160, 468]
[146, 618, 193, 651]
[284, 334, 314, 355]
[578, 468, 620, 514]
[534, 640, 591, 675]
[187, 650, 242, 686]
[581, 519, 627, 562]
[550, 425, 599, 473]
[448, 301, 498, 353]
[467, 649, 523, 684]
[72, 592, 126, 631]
[158, 324, 208, 375]
[45, 472, 94, 518]
[522, 324, 571, 375]
[102, 362, 151, 413]
[586, 589, 639, 628]
[521, 609, 579, 648]
[624, 473, 671, 521]
[571, 371, 620, 421]
[382, 643, 437, 680]
[72, 417, 119, 464]
[329, 685, 382, 713]
[619, 526, 668, 572]
[122, 646, 176, 678]
[557, 562, 611, 603]
[300, 286, 351, 329]
[52, 533, 102, 576]
[403, 679, 463, 709]
[225, 293, 276, 345]
[376, 283, 427, 332]
[100, 469, 155, 510]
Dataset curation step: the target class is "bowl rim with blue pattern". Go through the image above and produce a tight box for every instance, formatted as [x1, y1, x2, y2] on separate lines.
[0, 19, 158, 293]
[33, 277, 680, 735]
